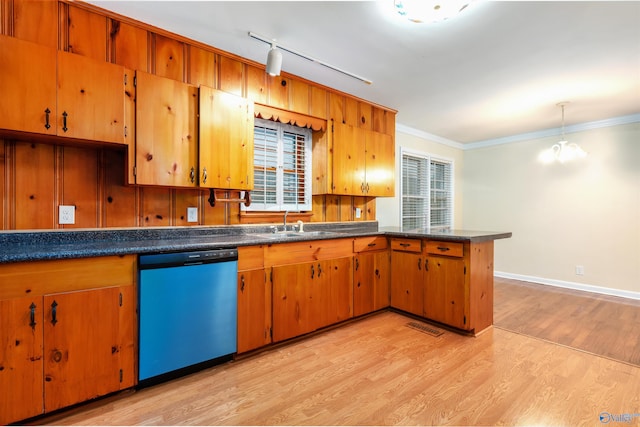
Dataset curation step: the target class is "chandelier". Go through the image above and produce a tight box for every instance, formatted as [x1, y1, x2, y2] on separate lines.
[539, 102, 587, 164]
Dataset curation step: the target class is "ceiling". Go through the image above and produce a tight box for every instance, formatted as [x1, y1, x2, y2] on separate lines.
[87, 0, 640, 145]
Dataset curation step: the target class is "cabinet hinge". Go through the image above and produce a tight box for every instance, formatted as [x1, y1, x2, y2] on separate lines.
[270, 270, 273, 283]
[124, 74, 128, 86]
[463, 315, 467, 325]
[133, 166, 137, 177]
[464, 266, 467, 275]
[133, 75, 137, 87]
[119, 369, 123, 383]
[119, 292, 123, 307]
[124, 125, 128, 137]
[270, 327, 273, 339]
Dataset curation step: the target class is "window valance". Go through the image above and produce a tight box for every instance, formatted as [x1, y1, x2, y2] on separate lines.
[254, 103, 327, 131]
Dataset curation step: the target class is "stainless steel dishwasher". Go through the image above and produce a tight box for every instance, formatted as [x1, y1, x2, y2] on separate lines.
[138, 248, 237, 386]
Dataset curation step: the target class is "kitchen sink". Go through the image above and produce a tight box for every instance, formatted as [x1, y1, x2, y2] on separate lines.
[253, 230, 338, 239]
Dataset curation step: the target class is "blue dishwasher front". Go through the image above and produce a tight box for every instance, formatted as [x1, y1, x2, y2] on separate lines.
[138, 248, 237, 385]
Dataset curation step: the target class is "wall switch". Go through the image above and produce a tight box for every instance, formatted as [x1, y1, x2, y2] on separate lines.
[59, 205, 75, 225]
[575, 265, 585, 275]
[187, 207, 198, 223]
[355, 207, 362, 219]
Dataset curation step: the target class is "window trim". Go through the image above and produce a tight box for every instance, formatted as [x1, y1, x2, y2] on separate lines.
[399, 147, 455, 230]
[244, 118, 313, 212]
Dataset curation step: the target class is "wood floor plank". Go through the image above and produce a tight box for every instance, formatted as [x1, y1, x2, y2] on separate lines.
[38, 309, 640, 426]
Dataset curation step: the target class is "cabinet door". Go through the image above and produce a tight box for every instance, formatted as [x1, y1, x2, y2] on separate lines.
[354, 251, 390, 317]
[315, 257, 353, 329]
[56, 51, 125, 144]
[365, 130, 395, 197]
[332, 121, 365, 195]
[237, 269, 271, 353]
[390, 251, 424, 316]
[43, 286, 132, 412]
[425, 256, 467, 329]
[135, 71, 198, 187]
[0, 35, 56, 135]
[272, 263, 314, 342]
[0, 296, 44, 425]
[199, 86, 254, 190]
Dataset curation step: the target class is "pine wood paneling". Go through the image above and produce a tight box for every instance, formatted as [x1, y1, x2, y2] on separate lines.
[12, 0, 57, 47]
[154, 33, 184, 81]
[289, 79, 309, 115]
[268, 75, 288, 110]
[324, 194, 340, 222]
[67, 5, 107, 61]
[358, 102, 372, 130]
[329, 92, 344, 123]
[372, 106, 386, 134]
[245, 64, 267, 104]
[339, 196, 352, 221]
[202, 192, 227, 225]
[187, 45, 215, 87]
[344, 97, 358, 127]
[14, 142, 55, 229]
[110, 20, 148, 71]
[310, 86, 328, 119]
[353, 196, 366, 222]
[364, 197, 376, 220]
[61, 146, 99, 228]
[311, 195, 325, 222]
[174, 189, 200, 226]
[140, 187, 171, 226]
[102, 149, 137, 228]
[218, 55, 243, 96]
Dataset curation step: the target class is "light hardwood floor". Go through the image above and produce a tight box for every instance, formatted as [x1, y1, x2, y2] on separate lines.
[40, 285, 640, 426]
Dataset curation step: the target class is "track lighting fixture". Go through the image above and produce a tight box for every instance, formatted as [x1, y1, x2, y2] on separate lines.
[266, 42, 282, 76]
[248, 31, 372, 84]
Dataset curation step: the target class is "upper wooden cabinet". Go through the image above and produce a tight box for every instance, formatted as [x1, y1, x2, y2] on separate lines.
[134, 70, 198, 187]
[330, 121, 395, 197]
[0, 36, 126, 144]
[199, 86, 254, 190]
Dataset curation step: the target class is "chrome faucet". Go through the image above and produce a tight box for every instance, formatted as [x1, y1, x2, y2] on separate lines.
[283, 210, 289, 231]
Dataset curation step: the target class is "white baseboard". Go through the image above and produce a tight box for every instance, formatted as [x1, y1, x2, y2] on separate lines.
[494, 271, 640, 301]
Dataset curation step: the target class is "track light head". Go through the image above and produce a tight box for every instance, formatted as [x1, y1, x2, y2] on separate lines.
[266, 44, 282, 76]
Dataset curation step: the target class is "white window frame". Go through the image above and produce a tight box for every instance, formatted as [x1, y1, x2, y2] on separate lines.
[245, 118, 312, 212]
[400, 147, 454, 230]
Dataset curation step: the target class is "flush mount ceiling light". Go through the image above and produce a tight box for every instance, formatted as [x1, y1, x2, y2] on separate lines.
[248, 31, 372, 84]
[394, 0, 472, 23]
[539, 102, 588, 164]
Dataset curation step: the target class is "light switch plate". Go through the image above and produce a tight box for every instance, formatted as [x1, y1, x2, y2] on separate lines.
[59, 205, 75, 225]
[187, 207, 198, 223]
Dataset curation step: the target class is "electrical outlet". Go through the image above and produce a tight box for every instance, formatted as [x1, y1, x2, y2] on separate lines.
[355, 207, 362, 219]
[187, 207, 198, 223]
[575, 265, 585, 275]
[59, 205, 75, 225]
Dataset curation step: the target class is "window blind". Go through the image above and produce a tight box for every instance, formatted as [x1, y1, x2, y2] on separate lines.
[401, 150, 453, 230]
[249, 118, 312, 211]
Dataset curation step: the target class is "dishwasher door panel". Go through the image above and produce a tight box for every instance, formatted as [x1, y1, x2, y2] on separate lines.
[138, 260, 237, 381]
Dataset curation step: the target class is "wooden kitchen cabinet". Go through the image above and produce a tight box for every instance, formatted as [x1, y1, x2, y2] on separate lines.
[237, 246, 271, 354]
[135, 70, 198, 187]
[0, 35, 126, 144]
[330, 121, 395, 197]
[199, 86, 254, 190]
[390, 238, 424, 316]
[0, 296, 44, 424]
[424, 249, 467, 329]
[353, 236, 390, 317]
[0, 256, 136, 425]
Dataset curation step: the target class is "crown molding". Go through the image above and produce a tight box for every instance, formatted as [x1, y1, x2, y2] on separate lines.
[396, 113, 640, 151]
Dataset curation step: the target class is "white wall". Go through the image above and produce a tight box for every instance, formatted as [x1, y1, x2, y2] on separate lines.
[377, 130, 465, 228]
[462, 122, 640, 296]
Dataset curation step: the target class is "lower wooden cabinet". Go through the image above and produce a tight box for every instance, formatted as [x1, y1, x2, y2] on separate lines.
[0, 256, 136, 425]
[353, 236, 390, 317]
[390, 239, 424, 317]
[272, 257, 353, 343]
[424, 255, 467, 329]
[237, 268, 271, 353]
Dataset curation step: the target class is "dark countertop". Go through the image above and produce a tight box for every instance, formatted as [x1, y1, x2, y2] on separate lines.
[0, 222, 511, 264]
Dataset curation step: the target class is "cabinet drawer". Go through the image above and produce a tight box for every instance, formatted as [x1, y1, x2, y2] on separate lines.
[425, 241, 463, 258]
[353, 236, 388, 253]
[390, 238, 422, 253]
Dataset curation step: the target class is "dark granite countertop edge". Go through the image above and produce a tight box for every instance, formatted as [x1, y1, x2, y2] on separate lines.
[0, 223, 512, 264]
